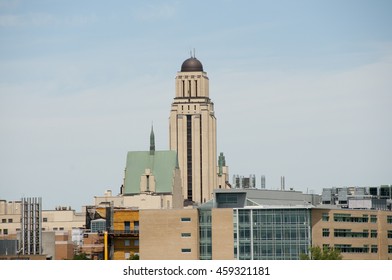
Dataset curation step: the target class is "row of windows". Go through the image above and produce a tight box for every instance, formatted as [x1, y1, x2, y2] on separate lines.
[124, 240, 139, 246]
[323, 229, 391, 238]
[324, 244, 392, 254]
[334, 244, 379, 254]
[1, 219, 13, 223]
[323, 214, 392, 223]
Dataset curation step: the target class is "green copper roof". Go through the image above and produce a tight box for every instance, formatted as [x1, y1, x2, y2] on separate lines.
[124, 150, 178, 194]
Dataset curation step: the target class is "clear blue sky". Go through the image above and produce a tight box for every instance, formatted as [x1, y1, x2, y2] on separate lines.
[1, 0, 391, 210]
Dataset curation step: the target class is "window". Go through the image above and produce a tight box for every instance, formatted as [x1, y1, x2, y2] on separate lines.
[1, 219, 6, 223]
[181, 248, 191, 253]
[53, 227, 58, 231]
[371, 245, 378, 253]
[0, 229, 2, 234]
[43, 218, 48, 222]
[322, 213, 329, 222]
[322, 228, 330, 237]
[59, 227, 64, 231]
[387, 216, 392, 224]
[181, 233, 191, 238]
[124, 252, 130, 259]
[134, 240, 139, 246]
[334, 213, 368, 223]
[389, 245, 392, 254]
[124, 240, 130, 246]
[8, 219, 12, 223]
[181, 217, 191, 222]
[371, 230, 377, 238]
[3, 229, 8, 235]
[124, 221, 130, 232]
[370, 215, 377, 223]
[387, 230, 392, 239]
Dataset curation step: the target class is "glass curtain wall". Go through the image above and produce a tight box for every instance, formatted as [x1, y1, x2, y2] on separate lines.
[199, 209, 212, 260]
[234, 208, 311, 260]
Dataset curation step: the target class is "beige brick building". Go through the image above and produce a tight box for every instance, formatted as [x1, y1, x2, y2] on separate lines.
[312, 208, 392, 259]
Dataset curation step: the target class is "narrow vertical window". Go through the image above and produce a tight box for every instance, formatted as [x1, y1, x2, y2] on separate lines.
[182, 80, 185, 97]
[186, 115, 192, 201]
[195, 80, 198, 96]
[188, 80, 191, 96]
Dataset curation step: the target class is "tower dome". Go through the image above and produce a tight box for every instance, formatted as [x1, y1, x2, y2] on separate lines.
[181, 57, 203, 72]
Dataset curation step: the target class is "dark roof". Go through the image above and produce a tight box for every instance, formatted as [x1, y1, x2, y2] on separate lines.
[181, 57, 203, 72]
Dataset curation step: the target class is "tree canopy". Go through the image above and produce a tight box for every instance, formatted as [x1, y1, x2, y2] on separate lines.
[300, 246, 343, 260]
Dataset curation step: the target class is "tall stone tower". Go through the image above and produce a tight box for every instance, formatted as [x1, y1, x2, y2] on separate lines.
[169, 56, 217, 204]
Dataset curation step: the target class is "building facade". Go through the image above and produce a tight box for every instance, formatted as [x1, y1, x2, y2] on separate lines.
[312, 208, 392, 260]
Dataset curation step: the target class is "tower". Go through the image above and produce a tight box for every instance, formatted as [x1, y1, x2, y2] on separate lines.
[169, 56, 217, 204]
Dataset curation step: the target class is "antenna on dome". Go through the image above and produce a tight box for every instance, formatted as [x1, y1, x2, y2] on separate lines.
[193, 48, 196, 58]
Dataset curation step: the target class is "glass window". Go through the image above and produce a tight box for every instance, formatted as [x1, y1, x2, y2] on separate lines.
[370, 215, 377, 223]
[8, 219, 12, 223]
[43, 218, 48, 222]
[181, 217, 191, 222]
[181, 248, 191, 253]
[322, 213, 329, 221]
[388, 245, 392, 254]
[322, 228, 330, 237]
[181, 232, 191, 238]
[134, 240, 139, 246]
[3, 229, 8, 235]
[124, 240, 130, 246]
[387, 230, 392, 239]
[387, 216, 392, 224]
[371, 230, 377, 238]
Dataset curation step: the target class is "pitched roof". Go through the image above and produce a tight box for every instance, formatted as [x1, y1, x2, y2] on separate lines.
[124, 150, 178, 194]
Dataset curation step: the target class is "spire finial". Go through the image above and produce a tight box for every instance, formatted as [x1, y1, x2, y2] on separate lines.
[150, 124, 155, 155]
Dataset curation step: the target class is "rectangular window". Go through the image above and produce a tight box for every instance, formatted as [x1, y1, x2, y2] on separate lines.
[3, 229, 8, 235]
[181, 248, 191, 253]
[43, 218, 48, 222]
[371, 230, 378, 238]
[1, 219, 6, 223]
[134, 221, 139, 231]
[387, 216, 392, 224]
[322, 213, 329, 221]
[387, 230, 392, 238]
[53, 227, 58, 231]
[8, 219, 12, 223]
[322, 228, 330, 237]
[371, 245, 378, 253]
[389, 245, 392, 254]
[124, 221, 130, 232]
[124, 240, 130, 246]
[134, 240, 139, 246]
[370, 215, 377, 223]
[181, 217, 191, 222]
[181, 233, 191, 238]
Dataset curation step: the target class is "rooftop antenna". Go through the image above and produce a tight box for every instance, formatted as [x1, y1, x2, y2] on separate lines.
[193, 48, 196, 58]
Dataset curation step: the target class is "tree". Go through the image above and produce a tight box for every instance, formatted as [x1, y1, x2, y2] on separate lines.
[300, 246, 343, 260]
[73, 252, 90, 260]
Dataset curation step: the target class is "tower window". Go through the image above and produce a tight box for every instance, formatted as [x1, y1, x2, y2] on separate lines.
[186, 115, 192, 201]
[195, 80, 198, 96]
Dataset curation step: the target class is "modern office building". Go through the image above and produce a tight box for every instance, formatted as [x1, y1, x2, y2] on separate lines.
[139, 188, 315, 260]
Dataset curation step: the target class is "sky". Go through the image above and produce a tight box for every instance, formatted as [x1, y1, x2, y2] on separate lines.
[0, 0, 391, 211]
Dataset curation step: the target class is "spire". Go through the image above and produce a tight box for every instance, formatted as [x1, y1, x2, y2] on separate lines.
[150, 124, 155, 155]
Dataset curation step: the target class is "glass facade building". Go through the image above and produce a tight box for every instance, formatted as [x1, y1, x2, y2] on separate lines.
[233, 208, 311, 260]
